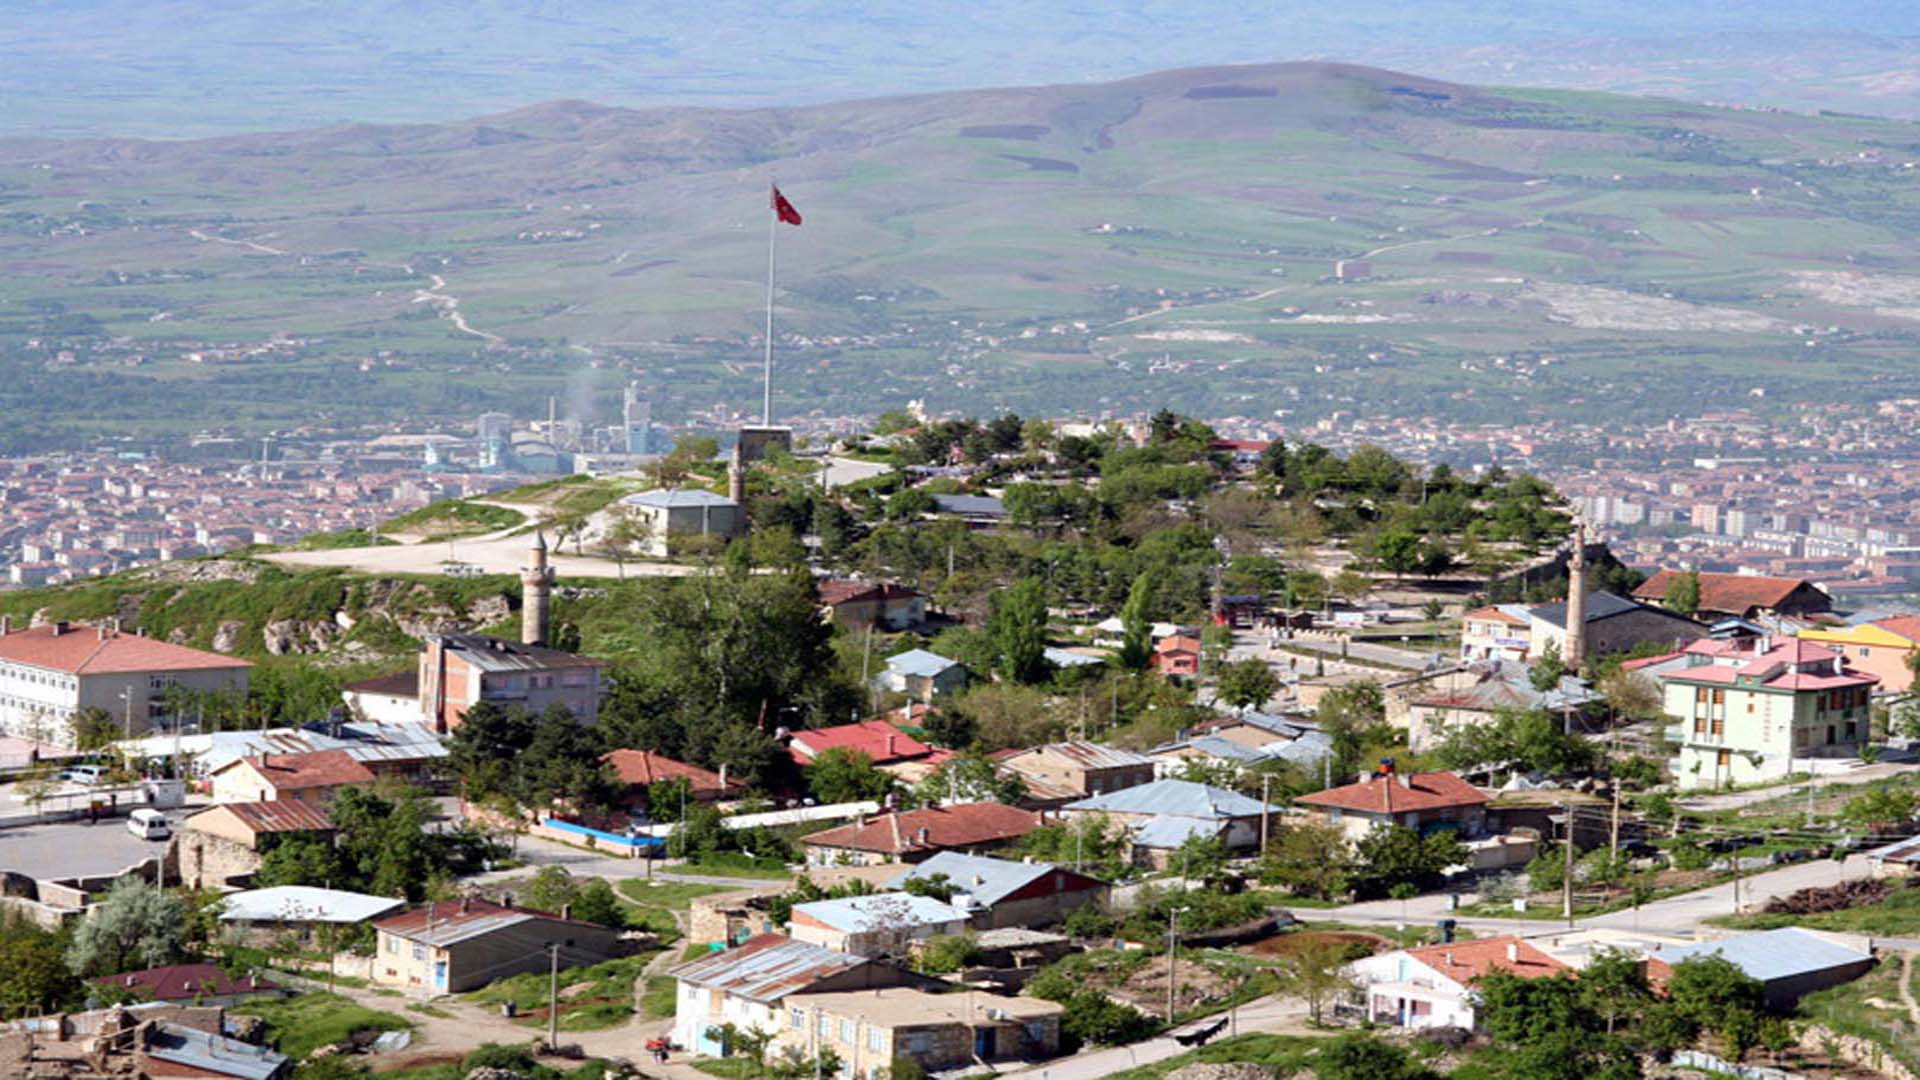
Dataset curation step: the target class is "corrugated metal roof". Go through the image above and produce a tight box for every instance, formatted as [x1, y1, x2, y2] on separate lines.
[792, 893, 968, 933]
[669, 933, 870, 1003]
[885, 852, 1085, 907]
[432, 633, 608, 674]
[1867, 833, 1920, 864]
[885, 649, 963, 677]
[1064, 778, 1274, 820]
[1014, 740, 1154, 770]
[624, 489, 737, 509]
[187, 799, 334, 835]
[143, 1022, 289, 1080]
[219, 886, 404, 924]
[1134, 816, 1225, 849]
[1659, 928, 1869, 983]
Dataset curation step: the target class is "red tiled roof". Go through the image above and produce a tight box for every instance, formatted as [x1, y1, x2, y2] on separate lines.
[603, 749, 741, 794]
[0, 624, 252, 675]
[374, 897, 602, 939]
[801, 803, 1043, 854]
[1634, 570, 1823, 616]
[817, 580, 925, 606]
[1871, 615, 1920, 644]
[1464, 606, 1527, 626]
[1659, 638, 1877, 692]
[93, 963, 279, 1002]
[191, 800, 335, 835]
[223, 750, 375, 791]
[790, 720, 932, 764]
[1296, 770, 1491, 815]
[1403, 937, 1569, 985]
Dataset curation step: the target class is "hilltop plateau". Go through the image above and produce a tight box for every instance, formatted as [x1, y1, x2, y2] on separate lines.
[5, 61, 1920, 448]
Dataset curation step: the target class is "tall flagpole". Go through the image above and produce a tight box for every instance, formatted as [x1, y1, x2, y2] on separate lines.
[763, 182, 777, 427]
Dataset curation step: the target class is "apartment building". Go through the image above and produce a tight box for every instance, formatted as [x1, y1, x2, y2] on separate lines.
[0, 618, 251, 746]
[1658, 638, 1877, 789]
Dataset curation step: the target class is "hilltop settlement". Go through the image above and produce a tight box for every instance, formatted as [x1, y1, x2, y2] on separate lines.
[4, 412, 1920, 1080]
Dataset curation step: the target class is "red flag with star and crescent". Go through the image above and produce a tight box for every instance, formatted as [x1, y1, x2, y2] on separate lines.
[771, 185, 802, 226]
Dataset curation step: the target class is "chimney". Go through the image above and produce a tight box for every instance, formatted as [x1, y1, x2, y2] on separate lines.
[718, 763, 729, 789]
[561, 903, 571, 921]
[1398, 773, 1412, 789]
[1444, 951, 1453, 967]
[97, 624, 108, 641]
[917, 826, 930, 845]
[52, 620, 69, 636]
[460, 896, 470, 914]
[1, 615, 11, 635]
[1506, 942, 1519, 963]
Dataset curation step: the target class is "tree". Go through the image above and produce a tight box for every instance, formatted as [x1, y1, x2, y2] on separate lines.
[1530, 642, 1568, 691]
[668, 800, 733, 860]
[598, 504, 653, 577]
[69, 706, 119, 750]
[254, 833, 345, 889]
[1314, 1033, 1432, 1080]
[1057, 990, 1157, 1048]
[1331, 568, 1371, 606]
[1840, 786, 1918, 832]
[1215, 658, 1280, 711]
[1350, 825, 1466, 899]
[646, 776, 695, 823]
[913, 933, 983, 974]
[1255, 820, 1355, 899]
[1599, 669, 1663, 722]
[805, 748, 896, 804]
[524, 865, 582, 914]
[912, 753, 1027, 806]
[1315, 682, 1385, 781]
[0, 913, 83, 1014]
[1667, 954, 1767, 1056]
[1282, 935, 1360, 1026]
[1580, 948, 1654, 1036]
[1434, 707, 1597, 779]
[1118, 572, 1155, 670]
[571, 879, 626, 929]
[1667, 570, 1701, 617]
[67, 877, 188, 976]
[1375, 529, 1422, 582]
[986, 576, 1050, 684]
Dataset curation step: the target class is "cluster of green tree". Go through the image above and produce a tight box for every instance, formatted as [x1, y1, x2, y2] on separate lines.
[516, 866, 626, 929]
[1430, 705, 1601, 780]
[587, 560, 857, 793]
[256, 786, 504, 901]
[1023, 961, 1161, 1049]
[448, 702, 622, 814]
[664, 800, 794, 869]
[1252, 819, 1467, 902]
[1473, 950, 1789, 1078]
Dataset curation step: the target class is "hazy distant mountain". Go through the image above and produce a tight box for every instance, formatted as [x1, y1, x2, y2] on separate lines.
[2, 2, 1918, 137]
[3, 60, 1920, 448]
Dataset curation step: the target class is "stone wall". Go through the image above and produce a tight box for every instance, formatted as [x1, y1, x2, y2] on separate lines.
[1798, 1023, 1919, 1080]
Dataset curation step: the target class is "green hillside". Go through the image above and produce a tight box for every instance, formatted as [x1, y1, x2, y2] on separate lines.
[4, 61, 1920, 449]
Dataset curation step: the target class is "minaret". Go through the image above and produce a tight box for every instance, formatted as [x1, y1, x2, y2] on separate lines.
[1563, 519, 1588, 670]
[727, 442, 747, 505]
[522, 530, 554, 647]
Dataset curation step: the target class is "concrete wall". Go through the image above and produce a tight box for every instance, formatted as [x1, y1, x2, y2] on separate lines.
[177, 829, 263, 890]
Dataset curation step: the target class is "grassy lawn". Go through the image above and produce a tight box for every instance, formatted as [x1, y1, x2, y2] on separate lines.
[1108, 1033, 1326, 1080]
[615, 879, 734, 943]
[642, 975, 678, 1019]
[461, 954, 657, 1032]
[231, 992, 412, 1061]
[673, 854, 796, 880]
[1797, 954, 1920, 1075]
[694, 1060, 759, 1080]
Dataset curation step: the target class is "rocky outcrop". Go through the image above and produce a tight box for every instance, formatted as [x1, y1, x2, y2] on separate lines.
[134, 559, 266, 585]
[1167, 1064, 1282, 1080]
[212, 620, 246, 653]
[263, 619, 303, 656]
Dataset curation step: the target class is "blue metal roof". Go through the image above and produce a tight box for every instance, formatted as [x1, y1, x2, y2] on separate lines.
[886, 648, 962, 677]
[624, 489, 737, 508]
[886, 851, 1075, 906]
[1064, 778, 1274, 819]
[1134, 816, 1226, 849]
[1043, 647, 1104, 668]
[930, 494, 1006, 517]
[790, 893, 967, 934]
[670, 934, 870, 1003]
[1660, 928, 1870, 983]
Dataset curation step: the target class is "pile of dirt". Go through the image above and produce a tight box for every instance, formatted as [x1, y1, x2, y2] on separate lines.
[1167, 1063, 1280, 1080]
[1762, 878, 1896, 915]
[1245, 929, 1387, 960]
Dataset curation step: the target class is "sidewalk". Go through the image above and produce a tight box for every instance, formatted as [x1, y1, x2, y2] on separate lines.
[999, 995, 1313, 1080]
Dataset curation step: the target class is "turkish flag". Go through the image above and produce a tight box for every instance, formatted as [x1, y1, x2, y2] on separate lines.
[771, 185, 803, 226]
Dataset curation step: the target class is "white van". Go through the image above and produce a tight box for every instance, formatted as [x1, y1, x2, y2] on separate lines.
[127, 809, 171, 841]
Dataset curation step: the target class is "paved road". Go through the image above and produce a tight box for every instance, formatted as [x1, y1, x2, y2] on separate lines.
[1319, 853, 1877, 938]
[1677, 760, 1920, 812]
[0, 810, 181, 879]
[476, 829, 788, 889]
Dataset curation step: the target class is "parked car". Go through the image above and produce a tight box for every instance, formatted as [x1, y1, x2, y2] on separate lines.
[59, 764, 106, 786]
[127, 808, 171, 840]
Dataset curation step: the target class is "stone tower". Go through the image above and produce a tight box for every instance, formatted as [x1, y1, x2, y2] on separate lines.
[727, 442, 747, 505]
[522, 530, 554, 647]
[1563, 519, 1588, 670]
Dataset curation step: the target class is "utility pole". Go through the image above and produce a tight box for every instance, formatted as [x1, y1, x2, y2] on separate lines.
[1805, 754, 1815, 829]
[1561, 798, 1575, 926]
[1610, 780, 1622, 861]
[1260, 773, 1272, 852]
[1730, 849, 1742, 917]
[546, 943, 561, 1050]
[1165, 907, 1184, 1024]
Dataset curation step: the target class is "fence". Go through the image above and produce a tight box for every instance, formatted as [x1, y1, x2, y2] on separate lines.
[537, 817, 666, 856]
[1669, 1049, 1799, 1080]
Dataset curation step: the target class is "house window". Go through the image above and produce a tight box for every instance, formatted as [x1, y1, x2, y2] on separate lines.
[1710, 716, 1724, 736]
[867, 1028, 883, 1052]
[1693, 716, 1707, 735]
[1860, 647, 1871, 657]
[1717, 750, 1731, 769]
[907, 1034, 934, 1056]
[819, 1015, 831, 1037]
[840, 1020, 855, 1043]
[411, 944, 426, 961]
[1695, 687, 1708, 705]
[1711, 688, 1725, 706]
[792, 1009, 804, 1029]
